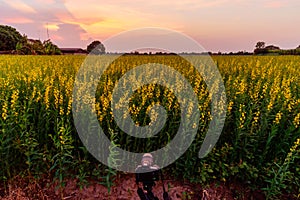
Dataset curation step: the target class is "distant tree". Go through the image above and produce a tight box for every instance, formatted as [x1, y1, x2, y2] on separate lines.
[254, 48, 268, 55]
[15, 37, 61, 55]
[0, 25, 24, 51]
[14, 36, 43, 55]
[30, 39, 44, 55]
[255, 41, 265, 49]
[87, 40, 105, 55]
[15, 35, 32, 55]
[265, 45, 280, 50]
[254, 41, 267, 55]
[43, 39, 61, 55]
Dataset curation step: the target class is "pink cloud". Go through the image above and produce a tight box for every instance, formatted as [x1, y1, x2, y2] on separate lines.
[51, 34, 64, 41]
[48, 23, 92, 47]
[34, 0, 55, 4]
[265, 1, 285, 8]
[3, 0, 36, 13]
[3, 17, 33, 24]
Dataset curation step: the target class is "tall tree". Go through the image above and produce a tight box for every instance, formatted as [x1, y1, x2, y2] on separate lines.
[87, 40, 105, 55]
[255, 41, 265, 49]
[0, 25, 24, 51]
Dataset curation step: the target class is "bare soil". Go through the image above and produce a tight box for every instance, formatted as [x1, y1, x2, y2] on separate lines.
[0, 173, 286, 200]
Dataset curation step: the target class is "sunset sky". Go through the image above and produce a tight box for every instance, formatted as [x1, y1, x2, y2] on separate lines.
[1, 0, 300, 52]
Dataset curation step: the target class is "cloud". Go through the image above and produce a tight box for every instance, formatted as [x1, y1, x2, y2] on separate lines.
[3, 17, 33, 24]
[62, 0, 185, 40]
[34, 0, 55, 4]
[151, 0, 231, 9]
[72, 17, 105, 26]
[44, 23, 60, 31]
[3, 0, 36, 13]
[50, 34, 64, 41]
[1, 0, 300, 51]
[0, 0, 92, 47]
[264, 1, 285, 8]
[50, 23, 92, 47]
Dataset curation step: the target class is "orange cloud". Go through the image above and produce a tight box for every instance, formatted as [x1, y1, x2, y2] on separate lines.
[44, 23, 60, 31]
[73, 17, 105, 26]
[61, 1, 186, 42]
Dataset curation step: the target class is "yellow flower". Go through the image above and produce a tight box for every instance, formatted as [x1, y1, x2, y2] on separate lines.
[238, 104, 246, 129]
[2, 101, 8, 120]
[10, 89, 19, 116]
[53, 88, 59, 109]
[273, 111, 282, 124]
[227, 101, 234, 113]
[66, 98, 72, 116]
[253, 111, 260, 124]
[267, 101, 273, 112]
[293, 113, 300, 128]
[44, 86, 51, 110]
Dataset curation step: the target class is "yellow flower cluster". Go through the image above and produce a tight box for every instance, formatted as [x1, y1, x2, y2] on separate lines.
[2, 101, 8, 120]
[0, 55, 299, 147]
[293, 113, 300, 128]
[273, 111, 282, 124]
[252, 110, 260, 126]
[10, 89, 19, 116]
[284, 138, 300, 164]
[238, 104, 246, 129]
[227, 101, 234, 113]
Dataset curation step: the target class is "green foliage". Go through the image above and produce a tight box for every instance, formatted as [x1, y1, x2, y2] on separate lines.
[254, 44, 300, 55]
[15, 37, 61, 55]
[263, 138, 300, 199]
[0, 24, 61, 55]
[100, 129, 120, 193]
[0, 25, 23, 51]
[43, 39, 62, 55]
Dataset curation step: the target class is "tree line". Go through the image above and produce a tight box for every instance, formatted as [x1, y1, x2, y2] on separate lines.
[1, 24, 300, 56]
[254, 41, 300, 55]
[0, 25, 106, 55]
[0, 25, 61, 55]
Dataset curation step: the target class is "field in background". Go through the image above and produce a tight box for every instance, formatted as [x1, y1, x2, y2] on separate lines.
[0, 55, 299, 198]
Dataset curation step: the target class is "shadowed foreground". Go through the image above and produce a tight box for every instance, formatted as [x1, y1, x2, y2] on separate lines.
[0, 174, 273, 200]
